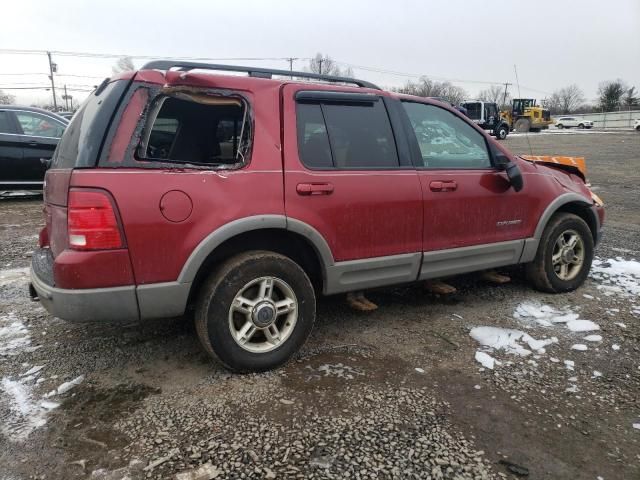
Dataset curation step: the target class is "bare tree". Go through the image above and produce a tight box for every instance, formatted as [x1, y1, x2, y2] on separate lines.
[598, 79, 627, 111]
[112, 56, 135, 75]
[548, 84, 585, 114]
[0, 89, 16, 104]
[622, 86, 638, 108]
[477, 85, 511, 109]
[306, 53, 352, 77]
[394, 77, 467, 105]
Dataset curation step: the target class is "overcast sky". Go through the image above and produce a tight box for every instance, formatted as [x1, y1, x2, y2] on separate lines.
[1, 0, 638, 107]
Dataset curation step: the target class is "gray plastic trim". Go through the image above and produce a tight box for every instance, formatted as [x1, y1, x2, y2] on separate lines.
[520, 238, 540, 263]
[177, 215, 287, 283]
[324, 252, 422, 295]
[137, 281, 192, 319]
[30, 266, 139, 323]
[533, 193, 592, 239]
[285, 218, 335, 267]
[419, 240, 525, 280]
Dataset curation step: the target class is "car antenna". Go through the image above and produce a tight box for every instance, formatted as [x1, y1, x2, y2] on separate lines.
[514, 64, 533, 156]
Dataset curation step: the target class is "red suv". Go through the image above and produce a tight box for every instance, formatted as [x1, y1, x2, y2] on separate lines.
[30, 62, 604, 372]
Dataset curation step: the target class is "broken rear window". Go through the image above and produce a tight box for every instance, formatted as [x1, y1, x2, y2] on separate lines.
[137, 92, 250, 168]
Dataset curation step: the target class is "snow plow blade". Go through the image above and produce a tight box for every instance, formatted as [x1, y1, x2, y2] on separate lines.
[521, 155, 587, 179]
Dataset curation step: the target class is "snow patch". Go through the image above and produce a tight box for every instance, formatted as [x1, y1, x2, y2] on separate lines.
[571, 344, 588, 351]
[0, 312, 31, 356]
[566, 319, 600, 332]
[591, 258, 640, 297]
[514, 302, 600, 334]
[584, 335, 602, 342]
[0, 267, 30, 287]
[0, 377, 59, 441]
[475, 351, 497, 369]
[470, 326, 557, 357]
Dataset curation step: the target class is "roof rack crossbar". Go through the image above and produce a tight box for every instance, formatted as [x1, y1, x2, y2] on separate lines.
[141, 60, 381, 90]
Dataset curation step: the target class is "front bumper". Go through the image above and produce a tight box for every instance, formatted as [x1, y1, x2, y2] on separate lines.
[30, 249, 139, 323]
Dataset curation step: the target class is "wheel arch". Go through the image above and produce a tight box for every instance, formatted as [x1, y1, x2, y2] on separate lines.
[521, 193, 597, 264]
[533, 193, 598, 242]
[180, 216, 333, 309]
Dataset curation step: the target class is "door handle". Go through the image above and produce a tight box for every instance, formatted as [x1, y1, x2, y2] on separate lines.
[28, 142, 39, 147]
[296, 183, 334, 195]
[429, 180, 457, 192]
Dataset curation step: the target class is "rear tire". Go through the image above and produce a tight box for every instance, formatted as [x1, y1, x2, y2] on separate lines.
[578, 123, 585, 129]
[515, 119, 530, 132]
[525, 213, 594, 293]
[195, 251, 316, 372]
[557, 124, 564, 129]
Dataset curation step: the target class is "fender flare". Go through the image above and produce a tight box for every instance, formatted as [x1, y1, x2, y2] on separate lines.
[533, 193, 595, 239]
[520, 193, 596, 263]
[177, 215, 334, 284]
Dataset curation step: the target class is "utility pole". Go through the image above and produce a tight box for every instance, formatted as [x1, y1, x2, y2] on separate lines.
[63, 84, 69, 111]
[502, 82, 512, 107]
[46, 51, 58, 111]
[286, 57, 297, 79]
[318, 58, 323, 75]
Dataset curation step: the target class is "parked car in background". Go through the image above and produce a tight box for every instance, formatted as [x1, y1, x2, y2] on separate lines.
[0, 105, 68, 190]
[30, 62, 604, 372]
[634, 119, 640, 131]
[57, 112, 75, 120]
[555, 117, 593, 129]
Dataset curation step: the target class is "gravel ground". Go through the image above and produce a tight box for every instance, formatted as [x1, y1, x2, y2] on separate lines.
[0, 130, 639, 480]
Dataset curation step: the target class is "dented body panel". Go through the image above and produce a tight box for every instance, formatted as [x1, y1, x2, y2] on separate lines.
[31, 66, 604, 324]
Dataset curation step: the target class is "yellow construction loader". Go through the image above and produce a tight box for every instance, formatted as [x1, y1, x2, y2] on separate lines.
[501, 98, 553, 132]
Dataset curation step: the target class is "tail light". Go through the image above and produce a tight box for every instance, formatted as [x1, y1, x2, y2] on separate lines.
[67, 189, 124, 250]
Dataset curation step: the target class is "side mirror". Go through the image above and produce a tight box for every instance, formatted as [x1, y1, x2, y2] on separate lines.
[493, 150, 524, 192]
[505, 162, 524, 192]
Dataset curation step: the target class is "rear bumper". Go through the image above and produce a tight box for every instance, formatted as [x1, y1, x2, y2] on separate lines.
[30, 259, 139, 323]
[30, 247, 191, 323]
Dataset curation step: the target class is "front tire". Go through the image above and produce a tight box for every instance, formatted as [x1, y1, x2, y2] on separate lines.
[495, 125, 508, 140]
[525, 213, 594, 293]
[578, 123, 585, 129]
[515, 119, 531, 132]
[195, 251, 316, 372]
[557, 124, 564, 129]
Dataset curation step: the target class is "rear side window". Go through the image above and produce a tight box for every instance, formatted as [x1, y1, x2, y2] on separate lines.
[296, 99, 399, 169]
[138, 94, 250, 167]
[0, 111, 15, 134]
[53, 79, 128, 169]
[15, 111, 66, 138]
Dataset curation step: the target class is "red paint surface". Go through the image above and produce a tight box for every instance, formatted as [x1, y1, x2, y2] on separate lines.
[54, 249, 134, 289]
[41, 68, 599, 291]
[159, 190, 193, 223]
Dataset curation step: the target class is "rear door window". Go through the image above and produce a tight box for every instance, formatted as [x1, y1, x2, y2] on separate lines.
[296, 99, 399, 169]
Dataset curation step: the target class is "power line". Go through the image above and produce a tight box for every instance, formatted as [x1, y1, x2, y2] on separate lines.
[0, 48, 303, 63]
[0, 48, 555, 97]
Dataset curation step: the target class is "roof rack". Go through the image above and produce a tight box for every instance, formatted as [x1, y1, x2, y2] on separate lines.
[141, 60, 381, 90]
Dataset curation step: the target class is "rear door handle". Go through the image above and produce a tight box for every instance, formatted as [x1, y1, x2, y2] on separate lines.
[296, 183, 334, 195]
[429, 180, 457, 192]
